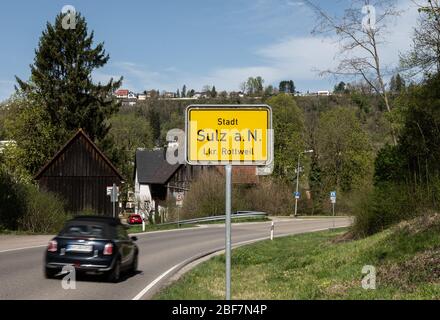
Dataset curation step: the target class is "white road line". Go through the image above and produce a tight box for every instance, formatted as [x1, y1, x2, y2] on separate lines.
[0, 244, 47, 253]
[132, 264, 181, 300]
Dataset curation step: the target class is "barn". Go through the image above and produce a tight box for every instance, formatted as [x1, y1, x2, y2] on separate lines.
[35, 129, 124, 216]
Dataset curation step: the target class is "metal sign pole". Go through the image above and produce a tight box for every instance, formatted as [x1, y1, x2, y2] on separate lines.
[332, 202, 335, 228]
[112, 183, 116, 218]
[225, 164, 232, 301]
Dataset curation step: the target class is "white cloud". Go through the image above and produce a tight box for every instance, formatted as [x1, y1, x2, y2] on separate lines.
[52, 0, 425, 95]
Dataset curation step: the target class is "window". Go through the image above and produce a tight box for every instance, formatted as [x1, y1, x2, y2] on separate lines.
[60, 224, 105, 238]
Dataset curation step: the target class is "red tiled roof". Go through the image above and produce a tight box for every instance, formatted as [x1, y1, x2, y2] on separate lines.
[115, 89, 129, 96]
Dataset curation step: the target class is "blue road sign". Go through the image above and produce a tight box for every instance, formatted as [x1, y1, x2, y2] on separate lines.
[294, 192, 300, 199]
[330, 191, 337, 198]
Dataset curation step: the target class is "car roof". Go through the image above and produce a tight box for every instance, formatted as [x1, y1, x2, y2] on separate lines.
[69, 215, 122, 226]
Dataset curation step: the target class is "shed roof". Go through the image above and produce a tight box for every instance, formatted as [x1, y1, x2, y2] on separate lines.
[34, 129, 124, 181]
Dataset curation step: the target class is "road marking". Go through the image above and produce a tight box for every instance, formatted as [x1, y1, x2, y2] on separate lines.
[0, 244, 47, 253]
[132, 264, 181, 300]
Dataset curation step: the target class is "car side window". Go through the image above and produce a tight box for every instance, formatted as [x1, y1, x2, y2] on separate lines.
[117, 225, 129, 240]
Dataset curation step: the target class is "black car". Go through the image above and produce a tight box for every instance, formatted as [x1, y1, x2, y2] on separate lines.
[45, 216, 139, 282]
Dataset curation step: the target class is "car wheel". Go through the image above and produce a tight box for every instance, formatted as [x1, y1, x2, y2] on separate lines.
[131, 253, 138, 275]
[45, 267, 57, 279]
[107, 259, 121, 283]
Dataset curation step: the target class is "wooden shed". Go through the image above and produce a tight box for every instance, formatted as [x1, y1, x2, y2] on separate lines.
[35, 129, 124, 216]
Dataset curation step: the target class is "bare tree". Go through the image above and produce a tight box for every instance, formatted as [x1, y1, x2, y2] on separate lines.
[401, 0, 440, 76]
[305, 0, 400, 145]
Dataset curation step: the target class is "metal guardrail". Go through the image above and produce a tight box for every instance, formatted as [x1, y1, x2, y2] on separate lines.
[160, 211, 268, 226]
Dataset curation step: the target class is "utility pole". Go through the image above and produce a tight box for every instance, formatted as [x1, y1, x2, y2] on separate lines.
[294, 150, 314, 217]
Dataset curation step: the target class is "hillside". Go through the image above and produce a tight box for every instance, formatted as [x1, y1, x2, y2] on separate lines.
[155, 214, 440, 299]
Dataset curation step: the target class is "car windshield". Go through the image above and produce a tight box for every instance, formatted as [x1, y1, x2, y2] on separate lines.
[60, 224, 106, 238]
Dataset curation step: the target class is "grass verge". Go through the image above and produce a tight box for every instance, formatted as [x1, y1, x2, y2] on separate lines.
[155, 214, 440, 300]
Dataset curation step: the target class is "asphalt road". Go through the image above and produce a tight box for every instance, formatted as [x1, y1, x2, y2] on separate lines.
[0, 217, 351, 300]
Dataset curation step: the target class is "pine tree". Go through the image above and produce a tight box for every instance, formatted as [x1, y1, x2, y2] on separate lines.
[16, 12, 122, 141]
[395, 74, 406, 93]
[211, 86, 217, 98]
[182, 84, 187, 98]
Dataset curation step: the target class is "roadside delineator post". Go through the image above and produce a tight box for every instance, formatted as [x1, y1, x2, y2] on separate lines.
[270, 221, 274, 241]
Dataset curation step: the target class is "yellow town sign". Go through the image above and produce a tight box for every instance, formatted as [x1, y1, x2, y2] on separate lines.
[186, 105, 273, 165]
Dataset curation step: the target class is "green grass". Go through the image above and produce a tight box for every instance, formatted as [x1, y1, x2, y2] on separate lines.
[155, 214, 440, 300]
[128, 223, 197, 234]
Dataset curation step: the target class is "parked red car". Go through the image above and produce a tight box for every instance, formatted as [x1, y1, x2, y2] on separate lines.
[128, 214, 143, 225]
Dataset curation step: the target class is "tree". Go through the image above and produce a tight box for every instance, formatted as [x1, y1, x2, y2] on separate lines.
[176, 88, 180, 98]
[219, 91, 228, 99]
[102, 113, 154, 181]
[243, 77, 264, 96]
[393, 73, 440, 185]
[264, 85, 275, 97]
[202, 85, 212, 93]
[0, 168, 26, 230]
[266, 94, 305, 179]
[401, 0, 440, 76]
[316, 107, 374, 192]
[306, 0, 400, 144]
[211, 86, 217, 98]
[2, 96, 61, 176]
[279, 80, 295, 94]
[334, 81, 347, 94]
[389, 73, 406, 94]
[15, 12, 122, 142]
[182, 84, 187, 98]
[148, 108, 161, 146]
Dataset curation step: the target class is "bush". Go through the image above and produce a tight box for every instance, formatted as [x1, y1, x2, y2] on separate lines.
[180, 171, 297, 219]
[18, 186, 71, 234]
[0, 169, 26, 230]
[244, 177, 295, 216]
[181, 170, 226, 219]
[351, 182, 435, 237]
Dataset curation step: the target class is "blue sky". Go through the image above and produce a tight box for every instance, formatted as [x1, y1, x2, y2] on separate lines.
[0, 0, 418, 101]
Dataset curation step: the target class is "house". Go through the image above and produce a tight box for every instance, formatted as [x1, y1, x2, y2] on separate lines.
[115, 89, 129, 99]
[162, 91, 175, 99]
[229, 91, 245, 98]
[317, 90, 331, 96]
[134, 148, 207, 216]
[145, 90, 158, 98]
[138, 93, 147, 101]
[35, 129, 124, 216]
[121, 98, 137, 107]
